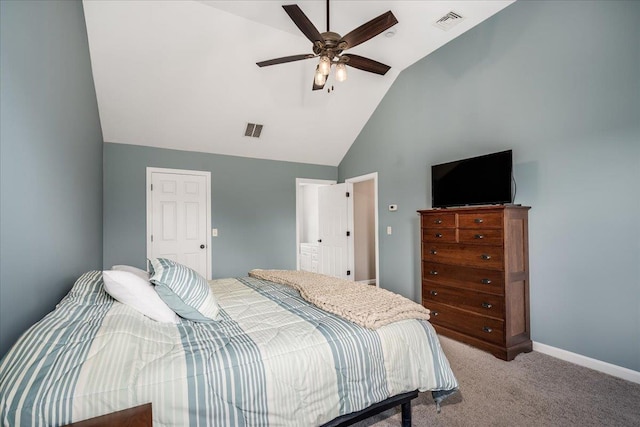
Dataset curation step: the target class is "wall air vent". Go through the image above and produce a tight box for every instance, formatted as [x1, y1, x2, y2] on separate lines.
[433, 11, 465, 31]
[244, 123, 264, 138]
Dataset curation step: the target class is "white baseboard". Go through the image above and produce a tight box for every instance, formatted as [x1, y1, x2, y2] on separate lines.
[533, 341, 640, 385]
[357, 279, 376, 285]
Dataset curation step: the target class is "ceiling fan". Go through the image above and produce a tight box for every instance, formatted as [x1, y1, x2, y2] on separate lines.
[256, 1, 398, 91]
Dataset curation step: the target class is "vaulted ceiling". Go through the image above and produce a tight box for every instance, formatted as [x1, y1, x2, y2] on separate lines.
[83, 0, 514, 166]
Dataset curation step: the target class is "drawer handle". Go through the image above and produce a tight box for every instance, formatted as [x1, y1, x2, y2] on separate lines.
[430, 249, 438, 255]
[434, 219, 443, 224]
[481, 254, 491, 260]
[481, 278, 492, 284]
[431, 311, 439, 317]
[482, 302, 493, 309]
[474, 218, 484, 224]
[482, 326, 493, 333]
[429, 270, 438, 276]
[474, 234, 484, 239]
[430, 290, 438, 296]
[435, 233, 443, 238]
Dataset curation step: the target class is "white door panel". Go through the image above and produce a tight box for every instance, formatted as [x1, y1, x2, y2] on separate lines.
[318, 183, 353, 280]
[148, 169, 210, 278]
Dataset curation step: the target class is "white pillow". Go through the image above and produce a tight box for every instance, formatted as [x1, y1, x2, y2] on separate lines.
[102, 270, 179, 323]
[111, 264, 150, 281]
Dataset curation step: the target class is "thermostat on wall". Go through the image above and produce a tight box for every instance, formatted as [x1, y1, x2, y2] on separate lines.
[389, 204, 398, 211]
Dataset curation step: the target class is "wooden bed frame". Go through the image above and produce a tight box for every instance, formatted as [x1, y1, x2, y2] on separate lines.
[62, 403, 152, 427]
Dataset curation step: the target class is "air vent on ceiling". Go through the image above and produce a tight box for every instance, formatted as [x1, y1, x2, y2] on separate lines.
[244, 123, 263, 138]
[433, 11, 465, 31]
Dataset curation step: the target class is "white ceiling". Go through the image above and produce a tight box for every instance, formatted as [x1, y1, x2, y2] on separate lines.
[83, 0, 514, 166]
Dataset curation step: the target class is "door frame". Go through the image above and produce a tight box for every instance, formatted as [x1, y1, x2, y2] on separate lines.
[345, 172, 379, 287]
[295, 178, 337, 270]
[146, 167, 212, 279]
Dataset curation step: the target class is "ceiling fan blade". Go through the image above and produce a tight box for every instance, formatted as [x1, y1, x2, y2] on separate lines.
[282, 4, 324, 45]
[344, 54, 391, 75]
[339, 11, 398, 50]
[257, 54, 315, 67]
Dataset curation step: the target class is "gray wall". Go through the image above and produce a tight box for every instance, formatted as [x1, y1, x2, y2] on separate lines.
[339, 0, 640, 371]
[104, 143, 337, 278]
[0, 1, 104, 357]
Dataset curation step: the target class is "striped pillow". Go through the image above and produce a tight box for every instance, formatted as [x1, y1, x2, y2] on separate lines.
[149, 258, 219, 322]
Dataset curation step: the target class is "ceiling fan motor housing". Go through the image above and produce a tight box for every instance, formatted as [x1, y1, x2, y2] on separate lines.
[313, 31, 348, 60]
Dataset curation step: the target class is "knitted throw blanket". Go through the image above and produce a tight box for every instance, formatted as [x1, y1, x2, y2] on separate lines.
[248, 269, 430, 329]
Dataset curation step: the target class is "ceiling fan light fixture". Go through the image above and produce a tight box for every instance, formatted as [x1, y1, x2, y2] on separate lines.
[318, 55, 331, 75]
[314, 69, 327, 86]
[335, 63, 347, 82]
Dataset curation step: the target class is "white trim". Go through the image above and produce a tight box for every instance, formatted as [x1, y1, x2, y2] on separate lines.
[295, 178, 336, 270]
[146, 167, 212, 279]
[346, 172, 380, 288]
[533, 341, 640, 384]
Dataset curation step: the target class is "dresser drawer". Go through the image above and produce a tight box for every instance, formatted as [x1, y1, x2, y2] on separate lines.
[422, 243, 504, 270]
[422, 262, 504, 295]
[422, 228, 457, 243]
[421, 212, 456, 229]
[458, 228, 503, 245]
[423, 284, 504, 319]
[424, 301, 504, 345]
[458, 212, 503, 229]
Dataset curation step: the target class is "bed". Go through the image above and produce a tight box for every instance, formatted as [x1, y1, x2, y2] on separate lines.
[0, 268, 458, 426]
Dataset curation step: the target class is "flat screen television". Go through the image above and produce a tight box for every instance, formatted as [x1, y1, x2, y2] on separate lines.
[431, 150, 513, 208]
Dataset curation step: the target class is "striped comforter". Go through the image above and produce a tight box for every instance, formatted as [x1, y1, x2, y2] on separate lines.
[0, 271, 458, 426]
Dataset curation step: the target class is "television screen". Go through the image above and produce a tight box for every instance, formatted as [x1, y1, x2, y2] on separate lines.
[431, 150, 513, 208]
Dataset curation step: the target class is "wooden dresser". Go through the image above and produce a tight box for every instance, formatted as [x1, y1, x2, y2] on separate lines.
[418, 205, 531, 361]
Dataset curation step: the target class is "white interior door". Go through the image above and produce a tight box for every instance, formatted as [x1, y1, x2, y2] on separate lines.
[147, 168, 211, 278]
[318, 183, 354, 280]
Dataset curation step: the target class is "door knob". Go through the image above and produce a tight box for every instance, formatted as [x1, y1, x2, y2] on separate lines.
[200, 244, 205, 249]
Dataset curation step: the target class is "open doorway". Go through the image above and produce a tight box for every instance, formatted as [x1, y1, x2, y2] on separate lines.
[295, 173, 378, 286]
[346, 173, 379, 286]
[295, 178, 336, 272]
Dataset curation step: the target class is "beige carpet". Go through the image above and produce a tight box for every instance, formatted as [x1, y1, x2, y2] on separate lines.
[356, 336, 640, 427]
